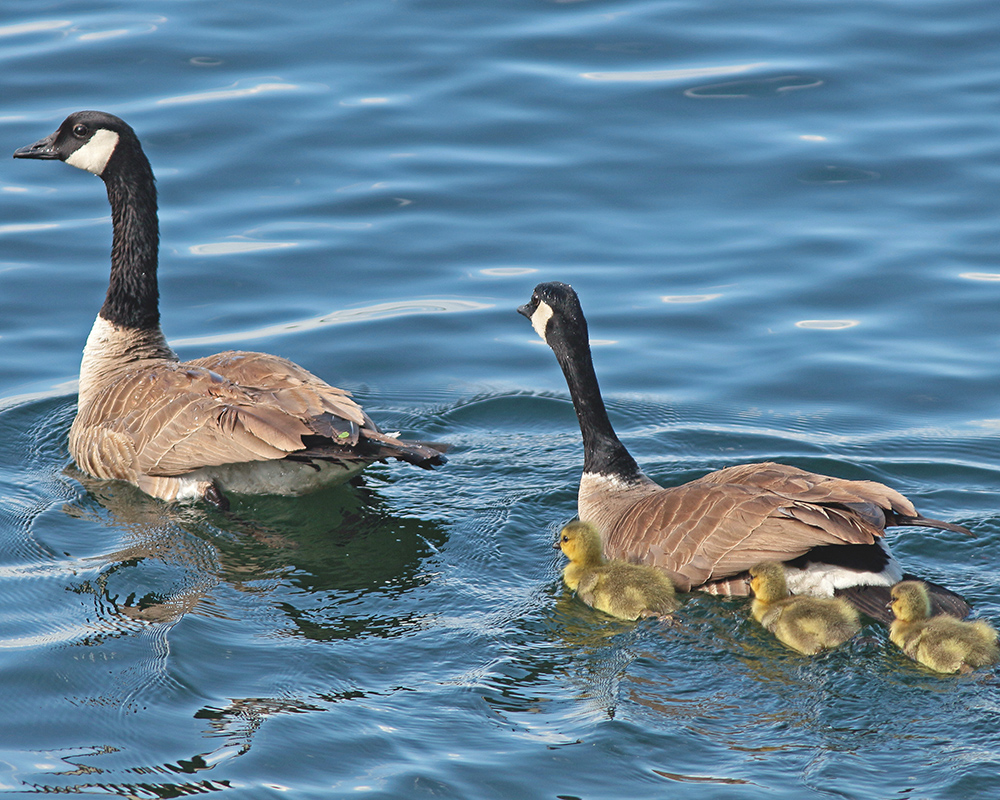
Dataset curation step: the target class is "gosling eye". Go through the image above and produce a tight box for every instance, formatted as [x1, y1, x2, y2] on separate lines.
[72, 123, 89, 138]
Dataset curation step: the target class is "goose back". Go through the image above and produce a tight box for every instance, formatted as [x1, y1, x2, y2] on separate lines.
[599, 462, 913, 592]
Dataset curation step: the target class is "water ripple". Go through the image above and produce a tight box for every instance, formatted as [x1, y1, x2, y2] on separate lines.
[157, 80, 309, 107]
[582, 61, 769, 82]
[171, 298, 493, 347]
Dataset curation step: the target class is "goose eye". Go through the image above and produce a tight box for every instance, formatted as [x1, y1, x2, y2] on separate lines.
[72, 124, 89, 138]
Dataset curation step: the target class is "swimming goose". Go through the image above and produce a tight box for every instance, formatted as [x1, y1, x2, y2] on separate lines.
[888, 581, 998, 673]
[518, 281, 971, 623]
[748, 561, 860, 654]
[14, 111, 446, 508]
[556, 519, 680, 620]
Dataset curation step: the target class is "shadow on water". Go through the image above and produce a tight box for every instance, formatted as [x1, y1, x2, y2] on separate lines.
[0, 394, 453, 794]
[61, 466, 450, 639]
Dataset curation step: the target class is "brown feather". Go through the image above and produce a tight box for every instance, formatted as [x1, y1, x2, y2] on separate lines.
[70, 336, 447, 500]
[599, 463, 902, 592]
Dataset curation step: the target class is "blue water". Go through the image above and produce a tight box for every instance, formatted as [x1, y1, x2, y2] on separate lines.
[3, 0, 1000, 796]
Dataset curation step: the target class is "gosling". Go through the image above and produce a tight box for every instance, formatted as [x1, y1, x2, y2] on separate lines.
[555, 520, 680, 620]
[748, 561, 861, 655]
[888, 581, 999, 674]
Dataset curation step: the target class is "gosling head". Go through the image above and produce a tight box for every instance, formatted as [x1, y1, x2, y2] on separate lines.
[13, 110, 140, 178]
[748, 561, 790, 603]
[888, 581, 932, 623]
[518, 282, 586, 346]
[554, 519, 605, 566]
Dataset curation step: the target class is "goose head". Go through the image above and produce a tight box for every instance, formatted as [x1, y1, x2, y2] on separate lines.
[518, 282, 589, 348]
[748, 561, 791, 603]
[14, 111, 140, 179]
[888, 581, 932, 623]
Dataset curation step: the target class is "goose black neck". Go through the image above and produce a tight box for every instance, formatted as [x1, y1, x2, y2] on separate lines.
[99, 146, 160, 331]
[550, 320, 643, 481]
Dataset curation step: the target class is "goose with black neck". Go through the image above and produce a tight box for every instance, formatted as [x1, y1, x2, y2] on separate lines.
[14, 111, 447, 509]
[518, 281, 971, 623]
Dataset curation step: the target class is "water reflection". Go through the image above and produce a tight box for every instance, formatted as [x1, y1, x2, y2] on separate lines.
[62, 468, 449, 640]
[157, 81, 303, 106]
[662, 293, 722, 304]
[21, 745, 233, 797]
[684, 75, 823, 98]
[795, 319, 860, 330]
[582, 62, 769, 82]
[797, 165, 879, 184]
[960, 272, 1000, 281]
[170, 297, 492, 347]
[187, 240, 298, 255]
[0, 20, 71, 38]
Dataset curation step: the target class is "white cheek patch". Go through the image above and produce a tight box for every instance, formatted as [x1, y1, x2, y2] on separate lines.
[530, 300, 553, 342]
[65, 129, 120, 176]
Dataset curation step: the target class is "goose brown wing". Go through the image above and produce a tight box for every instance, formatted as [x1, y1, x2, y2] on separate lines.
[696, 462, 972, 533]
[195, 352, 448, 468]
[602, 463, 898, 591]
[189, 351, 369, 432]
[75, 353, 372, 478]
[695, 462, 918, 521]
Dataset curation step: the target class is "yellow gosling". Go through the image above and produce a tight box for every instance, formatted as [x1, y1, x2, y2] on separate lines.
[748, 561, 860, 655]
[556, 520, 680, 620]
[888, 581, 999, 674]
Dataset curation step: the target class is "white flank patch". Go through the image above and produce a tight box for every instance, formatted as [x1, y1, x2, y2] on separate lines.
[530, 300, 553, 342]
[66, 129, 120, 176]
[783, 541, 902, 596]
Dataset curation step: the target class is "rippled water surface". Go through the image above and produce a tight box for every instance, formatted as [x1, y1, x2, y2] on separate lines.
[3, 0, 1000, 796]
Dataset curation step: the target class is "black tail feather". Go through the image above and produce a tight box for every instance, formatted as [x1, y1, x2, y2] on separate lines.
[365, 436, 450, 469]
[296, 434, 450, 470]
[893, 514, 974, 537]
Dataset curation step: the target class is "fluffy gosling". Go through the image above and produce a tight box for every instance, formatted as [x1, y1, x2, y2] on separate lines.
[556, 520, 680, 620]
[888, 581, 999, 674]
[748, 561, 861, 655]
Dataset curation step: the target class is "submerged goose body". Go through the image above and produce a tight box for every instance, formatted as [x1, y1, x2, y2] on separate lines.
[888, 581, 998, 674]
[556, 520, 680, 620]
[748, 561, 860, 655]
[519, 281, 971, 623]
[15, 111, 446, 507]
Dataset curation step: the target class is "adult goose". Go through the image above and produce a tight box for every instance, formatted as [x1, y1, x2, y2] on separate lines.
[14, 111, 446, 509]
[518, 281, 971, 622]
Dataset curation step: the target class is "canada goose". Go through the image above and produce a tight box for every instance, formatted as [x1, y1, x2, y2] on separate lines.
[556, 519, 680, 620]
[519, 281, 971, 623]
[888, 581, 999, 674]
[748, 561, 860, 654]
[14, 111, 446, 508]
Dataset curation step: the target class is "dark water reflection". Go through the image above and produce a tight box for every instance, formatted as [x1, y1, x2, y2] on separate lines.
[62, 466, 451, 638]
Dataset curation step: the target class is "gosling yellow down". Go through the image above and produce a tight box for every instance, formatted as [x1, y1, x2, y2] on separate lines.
[748, 561, 860, 655]
[888, 581, 999, 674]
[555, 520, 680, 620]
